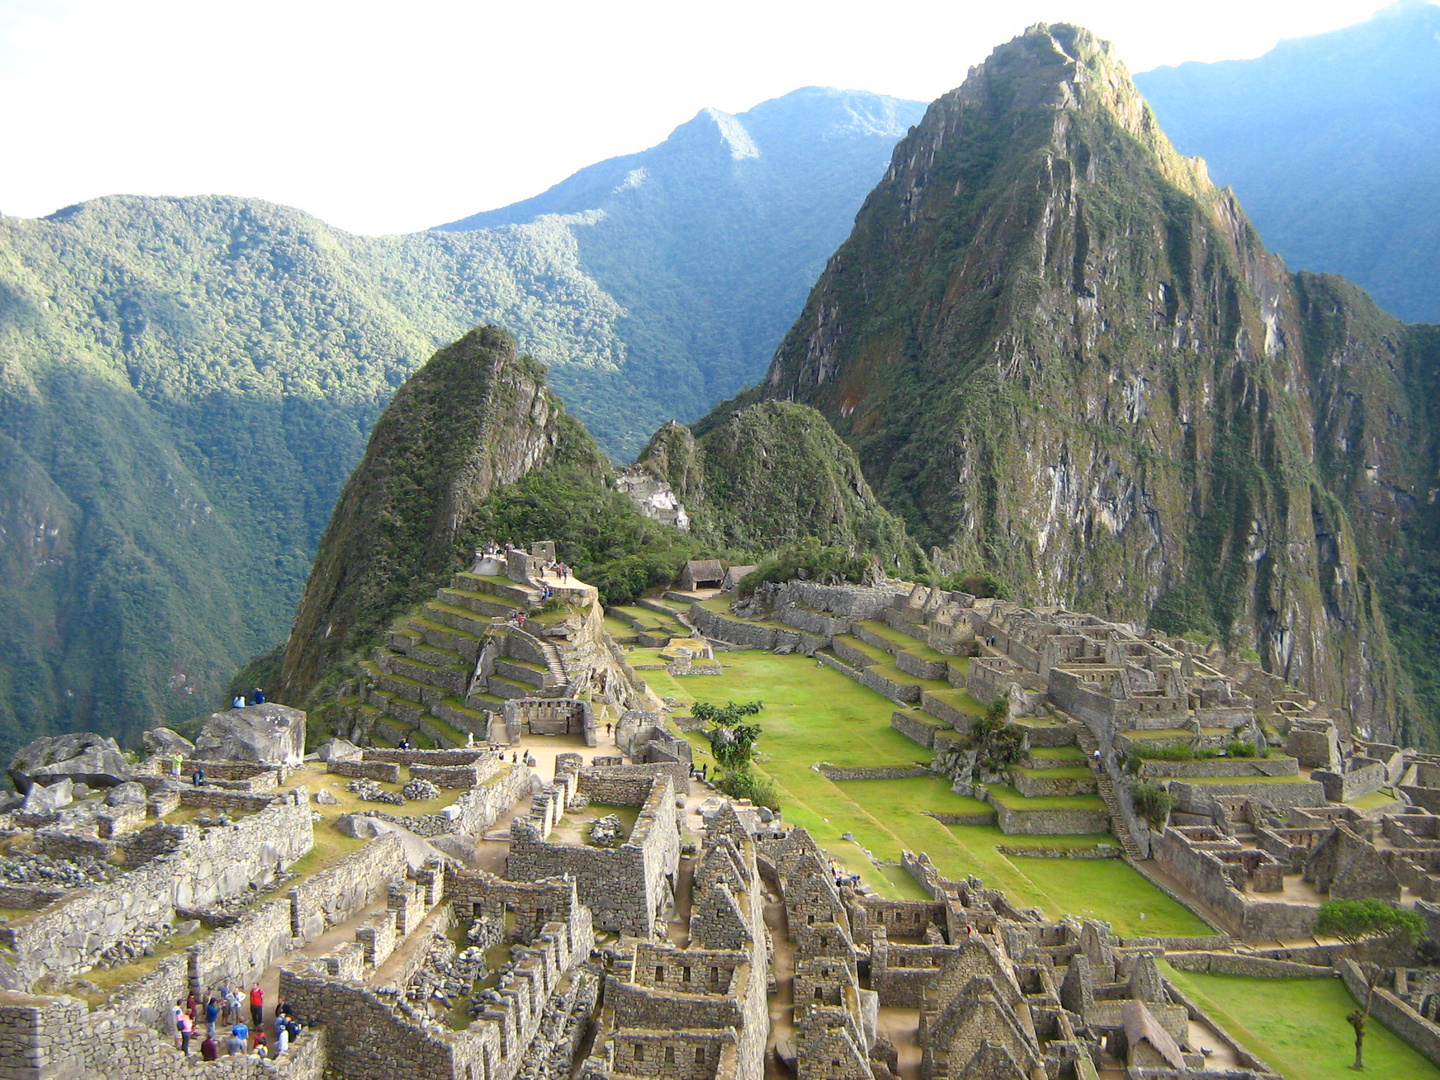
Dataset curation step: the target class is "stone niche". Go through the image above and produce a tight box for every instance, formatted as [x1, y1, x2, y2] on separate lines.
[503, 698, 596, 746]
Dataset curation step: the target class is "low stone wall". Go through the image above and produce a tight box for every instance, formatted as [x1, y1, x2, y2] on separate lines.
[1137, 757, 1300, 780]
[1011, 771, 1095, 798]
[578, 762, 690, 803]
[1313, 761, 1388, 802]
[1164, 951, 1329, 978]
[177, 788, 278, 812]
[890, 711, 942, 749]
[1339, 958, 1440, 1067]
[894, 650, 947, 681]
[329, 759, 402, 783]
[996, 843, 1119, 858]
[920, 691, 974, 732]
[690, 605, 827, 656]
[990, 801, 1109, 836]
[832, 637, 878, 670]
[408, 763, 485, 789]
[1152, 828, 1320, 940]
[817, 765, 930, 781]
[1168, 778, 1327, 819]
[367, 764, 530, 838]
[0, 883, 67, 910]
[292, 832, 408, 940]
[362, 748, 493, 767]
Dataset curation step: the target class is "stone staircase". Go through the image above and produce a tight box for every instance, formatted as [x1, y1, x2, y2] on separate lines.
[1073, 723, 1146, 859]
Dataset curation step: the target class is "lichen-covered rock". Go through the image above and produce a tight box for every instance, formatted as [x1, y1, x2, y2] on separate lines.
[10, 733, 131, 793]
[20, 778, 74, 814]
[141, 727, 195, 758]
[192, 703, 307, 765]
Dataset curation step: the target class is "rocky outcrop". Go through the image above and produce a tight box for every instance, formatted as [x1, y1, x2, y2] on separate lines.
[9, 733, 131, 793]
[192, 704, 307, 766]
[757, 23, 1436, 741]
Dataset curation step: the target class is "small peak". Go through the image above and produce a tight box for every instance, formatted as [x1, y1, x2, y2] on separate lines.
[698, 108, 760, 160]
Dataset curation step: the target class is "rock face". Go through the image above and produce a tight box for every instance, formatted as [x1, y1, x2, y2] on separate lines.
[314, 738, 362, 763]
[103, 781, 148, 807]
[756, 23, 1440, 742]
[141, 727, 195, 758]
[9, 733, 131, 793]
[192, 704, 306, 766]
[21, 778, 74, 814]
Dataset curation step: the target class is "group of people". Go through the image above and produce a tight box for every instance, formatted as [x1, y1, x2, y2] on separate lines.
[173, 982, 300, 1060]
[544, 559, 571, 583]
[231, 687, 267, 709]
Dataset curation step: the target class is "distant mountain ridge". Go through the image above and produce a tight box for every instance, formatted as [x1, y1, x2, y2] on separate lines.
[0, 88, 924, 758]
[439, 87, 927, 452]
[1136, 0, 1440, 323]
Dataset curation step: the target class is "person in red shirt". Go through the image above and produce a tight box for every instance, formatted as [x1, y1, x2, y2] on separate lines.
[249, 983, 264, 1029]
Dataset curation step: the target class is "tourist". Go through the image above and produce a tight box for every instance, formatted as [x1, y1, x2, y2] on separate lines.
[232, 1021, 249, 1048]
[170, 751, 183, 778]
[606, 722, 612, 737]
[253, 1030, 268, 1056]
[254, 687, 265, 704]
[276, 1023, 289, 1056]
[232, 694, 245, 709]
[204, 994, 219, 1036]
[225, 1030, 245, 1057]
[249, 982, 264, 1028]
[398, 736, 410, 750]
[200, 1033, 218, 1061]
[176, 1004, 193, 1055]
[192, 768, 206, 786]
[226, 985, 243, 1025]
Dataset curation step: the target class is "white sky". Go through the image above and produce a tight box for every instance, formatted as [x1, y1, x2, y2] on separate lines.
[0, 0, 1408, 235]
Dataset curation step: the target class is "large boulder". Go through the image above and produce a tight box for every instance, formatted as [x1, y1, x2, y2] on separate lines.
[104, 781, 148, 808]
[21, 778, 74, 814]
[192, 704, 307, 766]
[10, 733, 131, 793]
[315, 738, 362, 763]
[142, 727, 196, 758]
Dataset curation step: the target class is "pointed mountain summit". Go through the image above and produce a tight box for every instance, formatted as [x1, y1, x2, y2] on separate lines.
[757, 23, 1440, 740]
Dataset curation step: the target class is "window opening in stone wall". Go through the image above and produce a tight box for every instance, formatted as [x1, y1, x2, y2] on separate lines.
[635, 1044, 644, 1062]
[665, 1046, 676, 1064]
[682, 966, 691, 982]
[656, 965, 665, 982]
[696, 1046, 706, 1063]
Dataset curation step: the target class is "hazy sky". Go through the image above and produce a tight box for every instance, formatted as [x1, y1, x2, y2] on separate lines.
[0, 0, 1409, 235]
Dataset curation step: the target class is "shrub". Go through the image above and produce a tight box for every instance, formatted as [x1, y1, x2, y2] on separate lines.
[737, 538, 875, 597]
[714, 769, 780, 810]
[1130, 781, 1175, 827]
[1226, 739, 1257, 758]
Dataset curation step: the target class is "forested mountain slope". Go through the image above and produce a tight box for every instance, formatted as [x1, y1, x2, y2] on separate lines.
[756, 23, 1440, 744]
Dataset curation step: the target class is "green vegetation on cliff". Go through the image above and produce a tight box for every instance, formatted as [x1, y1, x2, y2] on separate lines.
[751, 23, 1438, 742]
[635, 401, 922, 576]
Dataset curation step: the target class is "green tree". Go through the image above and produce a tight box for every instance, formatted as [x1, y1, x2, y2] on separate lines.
[698, 701, 766, 776]
[1314, 898, 1424, 1069]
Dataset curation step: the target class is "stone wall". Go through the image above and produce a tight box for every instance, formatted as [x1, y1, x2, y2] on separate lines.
[0, 992, 326, 1080]
[690, 605, 826, 656]
[989, 801, 1109, 836]
[578, 762, 690, 802]
[329, 759, 402, 783]
[0, 793, 312, 987]
[1339, 958, 1440, 1067]
[1168, 779, 1327, 819]
[363, 765, 529, 838]
[919, 692, 976, 733]
[1312, 760, 1388, 802]
[890, 712, 942, 749]
[1163, 952, 1329, 978]
[816, 765, 930, 781]
[1152, 828, 1319, 940]
[509, 776, 680, 936]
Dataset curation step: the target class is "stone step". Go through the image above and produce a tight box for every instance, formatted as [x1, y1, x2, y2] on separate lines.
[435, 697, 496, 732]
[374, 648, 469, 694]
[374, 674, 443, 711]
[367, 687, 427, 726]
[392, 634, 466, 670]
[484, 674, 539, 701]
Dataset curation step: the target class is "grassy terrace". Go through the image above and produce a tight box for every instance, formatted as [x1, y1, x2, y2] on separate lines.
[1029, 746, 1087, 762]
[1161, 962, 1440, 1080]
[1349, 790, 1401, 810]
[986, 785, 1105, 812]
[647, 650, 1209, 936]
[922, 686, 988, 718]
[854, 620, 953, 663]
